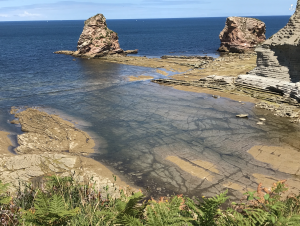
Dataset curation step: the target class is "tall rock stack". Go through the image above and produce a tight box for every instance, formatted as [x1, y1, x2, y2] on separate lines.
[218, 17, 266, 53]
[55, 14, 124, 58]
[76, 14, 124, 57]
[236, 0, 300, 101]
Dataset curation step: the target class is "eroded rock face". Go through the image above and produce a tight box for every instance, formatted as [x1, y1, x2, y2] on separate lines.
[236, 0, 300, 101]
[76, 14, 123, 57]
[218, 17, 266, 53]
[56, 14, 124, 58]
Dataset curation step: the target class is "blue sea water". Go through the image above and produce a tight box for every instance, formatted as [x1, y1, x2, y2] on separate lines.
[109, 16, 290, 56]
[0, 16, 298, 198]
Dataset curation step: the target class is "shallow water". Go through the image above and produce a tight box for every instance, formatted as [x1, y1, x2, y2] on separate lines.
[1, 57, 300, 199]
[1, 17, 299, 199]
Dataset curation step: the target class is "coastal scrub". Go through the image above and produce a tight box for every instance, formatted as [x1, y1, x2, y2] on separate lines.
[1, 176, 300, 225]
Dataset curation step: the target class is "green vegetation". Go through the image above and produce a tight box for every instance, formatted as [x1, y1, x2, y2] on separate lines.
[1, 177, 300, 225]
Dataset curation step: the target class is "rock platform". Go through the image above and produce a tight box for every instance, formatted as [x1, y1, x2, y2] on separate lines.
[0, 108, 136, 197]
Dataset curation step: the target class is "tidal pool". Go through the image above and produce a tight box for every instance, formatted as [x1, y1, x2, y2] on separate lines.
[1, 58, 300, 199]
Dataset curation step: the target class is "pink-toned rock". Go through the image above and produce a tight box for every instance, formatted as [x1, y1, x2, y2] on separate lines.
[55, 14, 124, 58]
[218, 17, 266, 53]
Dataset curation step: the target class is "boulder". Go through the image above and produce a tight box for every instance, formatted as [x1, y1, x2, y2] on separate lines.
[236, 0, 300, 102]
[218, 17, 266, 53]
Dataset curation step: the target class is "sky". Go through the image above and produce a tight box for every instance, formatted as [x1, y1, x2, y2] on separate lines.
[0, 0, 297, 21]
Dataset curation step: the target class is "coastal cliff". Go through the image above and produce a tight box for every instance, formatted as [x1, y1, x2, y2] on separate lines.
[55, 14, 124, 58]
[236, 0, 300, 102]
[218, 17, 266, 53]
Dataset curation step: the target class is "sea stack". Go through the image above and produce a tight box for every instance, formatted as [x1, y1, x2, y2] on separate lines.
[218, 17, 266, 53]
[236, 0, 300, 101]
[55, 14, 124, 58]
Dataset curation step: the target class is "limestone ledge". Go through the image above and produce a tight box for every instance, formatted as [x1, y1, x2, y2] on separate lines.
[0, 153, 121, 197]
[153, 75, 300, 121]
[236, 74, 300, 102]
[0, 108, 137, 197]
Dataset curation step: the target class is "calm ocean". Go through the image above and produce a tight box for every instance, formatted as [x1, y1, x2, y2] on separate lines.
[0, 16, 298, 198]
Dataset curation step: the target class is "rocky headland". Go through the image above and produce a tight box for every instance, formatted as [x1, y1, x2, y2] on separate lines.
[218, 17, 266, 53]
[236, 0, 300, 101]
[0, 108, 136, 197]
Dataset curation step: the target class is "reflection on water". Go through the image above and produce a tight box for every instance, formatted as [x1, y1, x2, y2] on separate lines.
[1, 58, 300, 199]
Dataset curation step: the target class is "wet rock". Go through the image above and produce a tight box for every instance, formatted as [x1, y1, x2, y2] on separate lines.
[124, 49, 138, 54]
[10, 119, 19, 124]
[236, 114, 249, 118]
[218, 17, 266, 53]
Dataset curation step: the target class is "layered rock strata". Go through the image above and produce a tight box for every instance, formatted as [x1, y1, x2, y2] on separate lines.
[0, 108, 135, 196]
[218, 17, 266, 53]
[236, 0, 300, 101]
[14, 108, 95, 154]
[56, 14, 124, 58]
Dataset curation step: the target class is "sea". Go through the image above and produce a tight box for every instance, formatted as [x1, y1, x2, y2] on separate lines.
[0, 16, 298, 198]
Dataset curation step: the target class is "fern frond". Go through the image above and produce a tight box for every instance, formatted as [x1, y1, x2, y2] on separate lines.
[0, 180, 11, 205]
[145, 196, 192, 226]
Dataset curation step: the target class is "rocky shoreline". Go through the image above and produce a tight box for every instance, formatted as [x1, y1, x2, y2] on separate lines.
[152, 77, 300, 122]
[0, 107, 137, 197]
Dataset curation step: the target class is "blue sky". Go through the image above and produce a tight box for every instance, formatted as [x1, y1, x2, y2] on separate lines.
[0, 0, 297, 21]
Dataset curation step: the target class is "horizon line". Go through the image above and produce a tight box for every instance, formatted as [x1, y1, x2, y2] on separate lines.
[0, 14, 292, 22]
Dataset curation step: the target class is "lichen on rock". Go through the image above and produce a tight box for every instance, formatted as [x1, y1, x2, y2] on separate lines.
[218, 17, 266, 53]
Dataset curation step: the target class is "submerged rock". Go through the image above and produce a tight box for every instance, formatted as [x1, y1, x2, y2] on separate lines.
[218, 17, 266, 53]
[236, 0, 300, 102]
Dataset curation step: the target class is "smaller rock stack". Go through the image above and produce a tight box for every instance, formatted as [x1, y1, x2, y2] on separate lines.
[218, 17, 266, 53]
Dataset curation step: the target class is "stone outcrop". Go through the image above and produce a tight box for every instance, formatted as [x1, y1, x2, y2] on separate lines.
[0, 108, 136, 196]
[0, 153, 130, 198]
[124, 49, 138, 54]
[236, 0, 300, 101]
[14, 108, 95, 154]
[55, 14, 124, 58]
[218, 17, 266, 53]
